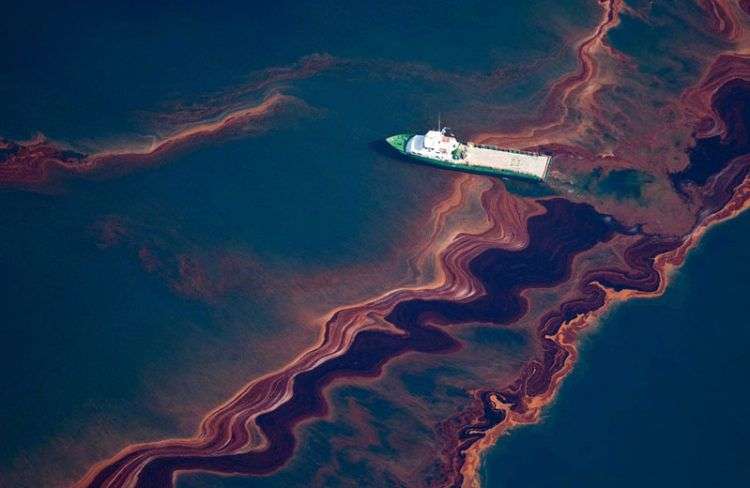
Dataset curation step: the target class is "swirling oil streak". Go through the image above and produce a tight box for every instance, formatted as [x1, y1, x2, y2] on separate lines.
[76, 195, 622, 488]
[697, 0, 748, 41]
[471, 0, 625, 149]
[682, 55, 750, 140]
[70, 3, 750, 487]
[145, 53, 338, 129]
[459, 178, 750, 488]
[0, 92, 306, 191]
[0, 53, 343, 192]
[458, 73, 750, 488]
[73, 184, 538, 487]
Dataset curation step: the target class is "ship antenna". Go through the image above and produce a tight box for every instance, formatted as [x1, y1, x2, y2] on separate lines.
[438, 112, 441, 131]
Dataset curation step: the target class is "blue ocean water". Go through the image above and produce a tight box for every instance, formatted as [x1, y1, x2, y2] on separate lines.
[482, 209, 750, 487]
[1, 1, 600, 483]
[1, 0, 596, 142]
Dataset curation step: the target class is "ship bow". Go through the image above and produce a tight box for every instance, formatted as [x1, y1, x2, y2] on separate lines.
[386, 134, 412, 154]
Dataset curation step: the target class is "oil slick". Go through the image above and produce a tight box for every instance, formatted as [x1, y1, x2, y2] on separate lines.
[2, 1, 750, 488]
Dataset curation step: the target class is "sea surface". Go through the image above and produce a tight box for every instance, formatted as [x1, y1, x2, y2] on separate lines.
[0, 1, 598, 484]
[3, 1, 748, 487]
[482, 209, 750, 487]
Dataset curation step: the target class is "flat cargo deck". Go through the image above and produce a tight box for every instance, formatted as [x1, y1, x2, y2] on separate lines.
[464, 145, 550, 180]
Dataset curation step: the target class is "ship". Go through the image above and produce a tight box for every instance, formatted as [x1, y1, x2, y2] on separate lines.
[386, 128, 550, 181]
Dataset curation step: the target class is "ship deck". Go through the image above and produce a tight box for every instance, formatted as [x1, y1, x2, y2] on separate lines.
[387, 133, 551, 181]
[463, 145, 550, 180]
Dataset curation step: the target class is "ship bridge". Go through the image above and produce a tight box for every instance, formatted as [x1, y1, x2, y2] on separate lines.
[406, 129, 460, 161]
